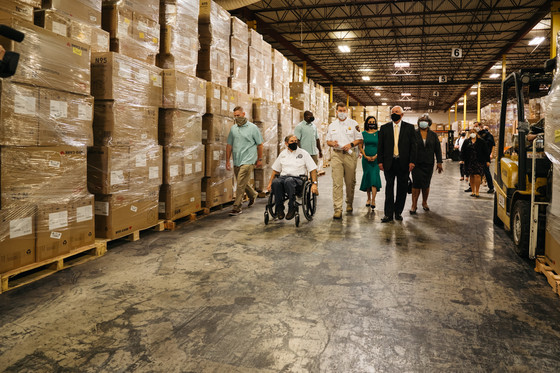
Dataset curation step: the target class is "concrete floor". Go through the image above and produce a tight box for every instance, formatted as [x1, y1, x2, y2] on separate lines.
[1, 161, 560, 372]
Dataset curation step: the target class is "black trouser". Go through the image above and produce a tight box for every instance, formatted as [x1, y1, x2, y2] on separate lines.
[271, 176, 303, 212]
[483, 163, 493, 190]
[383, 159, 409, 218]
[460, 163, 465, 177]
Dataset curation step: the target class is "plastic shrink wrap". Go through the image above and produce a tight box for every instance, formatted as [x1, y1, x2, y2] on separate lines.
[198, 0, 231, 87]
[229, 16, 248, 93]
[158, 0, 200, 75]
[42, 0, 102, 26]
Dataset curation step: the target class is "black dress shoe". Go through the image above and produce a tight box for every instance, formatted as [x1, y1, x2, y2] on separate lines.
[381, 216, 393, 223]
[464, 187, 472, 192]
[487, 189, 495, 194]
[395, 214, 403, 221]
[286, 207, 297, 220]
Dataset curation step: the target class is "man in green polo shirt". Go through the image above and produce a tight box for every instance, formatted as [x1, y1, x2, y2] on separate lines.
[226, 106, 263, 216]
[294, 110, 323, 165]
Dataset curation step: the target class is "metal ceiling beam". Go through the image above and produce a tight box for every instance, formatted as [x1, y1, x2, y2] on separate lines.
[321, 80, 503, 87]
[248, 0, 412, 12]
[237, 8, 364, 106]
[445, 0, 552, 111]
[261, 6, 540, 25]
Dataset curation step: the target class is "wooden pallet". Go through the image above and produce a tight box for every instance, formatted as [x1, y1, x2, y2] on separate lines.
[535, 256, 560, 296]
[164, 209, 210, 231]
[0, 240, 107, 294]
[124, 220, 165, 242]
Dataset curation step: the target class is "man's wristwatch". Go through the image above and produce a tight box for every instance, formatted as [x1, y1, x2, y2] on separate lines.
[312, 181, 318, 184]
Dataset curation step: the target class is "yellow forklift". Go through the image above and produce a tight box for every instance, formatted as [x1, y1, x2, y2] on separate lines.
[493, 63, 554, 258]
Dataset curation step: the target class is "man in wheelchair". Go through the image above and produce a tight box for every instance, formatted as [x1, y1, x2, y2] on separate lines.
[267, 135, 319, 220]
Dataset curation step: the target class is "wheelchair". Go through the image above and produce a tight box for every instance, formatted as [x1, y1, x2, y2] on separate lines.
[264, 175, 317, 227]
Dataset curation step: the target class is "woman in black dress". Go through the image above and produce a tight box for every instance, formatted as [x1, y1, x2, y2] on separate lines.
[410, 114, 443, 214]
[461, 128, 490, 197]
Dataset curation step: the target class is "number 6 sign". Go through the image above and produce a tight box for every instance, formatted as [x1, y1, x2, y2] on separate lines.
[452, 48, 462, 58]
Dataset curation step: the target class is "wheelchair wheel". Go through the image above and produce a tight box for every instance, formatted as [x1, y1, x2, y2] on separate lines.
[295, 213, 300, 227]
[267, 192, 276, 218]
[264, 211, 269, 225]
[302, 182, 316, 221]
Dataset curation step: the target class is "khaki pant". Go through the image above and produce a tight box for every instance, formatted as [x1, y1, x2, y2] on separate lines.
[234, 164, 257, 210]
[311, 154, 319, 165]
[331, 151, 357, 212]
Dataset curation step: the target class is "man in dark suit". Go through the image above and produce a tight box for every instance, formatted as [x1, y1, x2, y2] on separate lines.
[377, 105, 417, 222]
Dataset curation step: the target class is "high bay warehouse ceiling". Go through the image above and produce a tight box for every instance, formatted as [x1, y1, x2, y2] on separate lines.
[230, 0, 553, 112]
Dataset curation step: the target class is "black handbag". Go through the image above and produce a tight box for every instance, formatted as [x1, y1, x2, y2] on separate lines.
[407, 177, 413, 194]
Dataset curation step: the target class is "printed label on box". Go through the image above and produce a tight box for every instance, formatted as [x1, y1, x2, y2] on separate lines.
[177, 91, 184, 103]
[149, 166, 159, 179]
[95, 201, 109, 216]
[201, 192, 206, 201]
[98, 33, 109, 48]
[52, 21, 67, 36]
[170, 165, 179, 177]
[50, 231, 62, 239]
[221, 100, 228, 112]
[214, 88, 220, 100]
[49, 160, 61, 168]
[50, 100, 68, 119]
[136, 153, 147, 167]
[151, 74, 162, 87]
[213, 151, 220, 161]
[198, 96, 205, 108]
[90, 15, 97, 22]
[185, 164, 193, 175]
[77, 205, 93, 223]
[130, 205, 138, 213]
[137, 68, 150, 84]
[78, 103, 93, 121]
[220, 160, 226, 169]
[141, 133, 148, 140]
[110, 170, 125, 185]
[202, 130, 208, 140]
[195, 162, 202, 173]
[158, 202, 166, 213]
[190, 197, 195, 203]
[49, 211, 68, 231]
[118, 63, 132, 79]
[188, 93, 195, 105]
[14, 95, 36, 115]
[9, 217, 32, 239]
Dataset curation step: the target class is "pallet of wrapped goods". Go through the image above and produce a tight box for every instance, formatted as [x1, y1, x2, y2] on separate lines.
[163, 145, 204, 184]
[202, 177, 234, 208]
[35, 10, 110, 53]
[229, 16, 248, 93]
[159, 109, 203, 147]
[102, 2, 160, 65]
[158, 0, 199, 75]
[0, 15, 91, 95]
[197, 0, 230, 86]
[0, 205, 36, 274]
[236, 91, 253, 122]
[91, 52, 162, 106]
[162, 70, 206, 113]
[42, 0, 102, 26]
[102, 0, 159, 22]
[159, 179, 203, 222]
[0, 1, 32, 22]
[277, 103, 293, 152]
[202, 114, 230, 145]
[290, 82, 310, 111]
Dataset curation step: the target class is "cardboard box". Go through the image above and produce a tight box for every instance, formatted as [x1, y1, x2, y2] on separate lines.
[158, 109, 202, 147]
[221, 85, 236, 117]
[231, 16, 248, 40]
[36, 195, 95, 261]
[103, 0, 159, 23]
[0, 0, 34, 22]
[42, 0, 101, 26]
[87, 146, 130, 195]
[162, 70, 206, 112]
[0, 205, 36, 273]
[202, 177, 233, 208]
[0, 81, 39, 146]
[204, 143, 229, 179]
[130, 145, 162, 186]
[91, 52, 162, 106]
[202, 114, 230, 144]
[206, 82, 223, 115]
[1, 147, 88, 207]
[94, 187, 159, 239]
[236, 91, 253, 121]
[34, 9, 71, 37]
[184, 144, 205, 181]
[38, 88, 94, 146]
[0, 15, 91, 95]
[159, 180, 202, 221]
[93, 101, 158, 146]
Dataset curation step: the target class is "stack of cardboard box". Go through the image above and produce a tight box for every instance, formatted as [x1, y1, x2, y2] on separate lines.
[197, 0, 230, 87]
[253, 99, 278, 192]
[248, 29, 264, 100]
[272, 49, 289, 105]
[101, 0, 160, 65]
[157, 0, 199, 76]
[36, 0, 110, 53]
[290, 82, 310, 112]
[229, 16, 248, 93]
[261, 40, 273, 102]
[0, 10, 96, 272]
[277, 103, 293, 154]
[159, 70, 206, 220]
[90, 51, 163, 239]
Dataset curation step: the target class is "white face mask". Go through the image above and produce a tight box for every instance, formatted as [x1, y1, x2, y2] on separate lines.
[470, 133, 476, 139]
[418, 121, 429, 129]
[338, 112, 347, 121]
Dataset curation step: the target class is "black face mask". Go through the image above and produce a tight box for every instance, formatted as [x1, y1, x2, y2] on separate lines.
[367, 123, 377, 130]
[307, 117, 315, 123]
[391, 113, 402, 122]
[288, 142, 298, 151]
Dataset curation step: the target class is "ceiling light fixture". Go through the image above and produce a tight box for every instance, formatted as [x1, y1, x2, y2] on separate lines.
[358, 68, 375, 72]
[362, 76, 370, 81]
[490, 73, 500, 79]
[401, 93, 411, 96]
[491, 64, 502, 69]
[338, 45, 351, 53]
[458, 102, 464, 106]
[374, 92, 381, 96]
[381, 102, 387, 106]
[470, 91, 477, 95]
[529, 36, 545, 46]
[394, 62, 410, 68]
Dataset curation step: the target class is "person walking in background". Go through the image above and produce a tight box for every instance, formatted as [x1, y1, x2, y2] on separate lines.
[377, 105, 417, 222]
[226, 106, 263, 216]
[294, 110, 323, 165]
[410, 114, 443, 214]
[359, 116, 382, 211]
[326, 102, 363, 219]
[461, 128, 489, 198]
[479, 125, 495, 193]
[455, 131, 467, 181]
